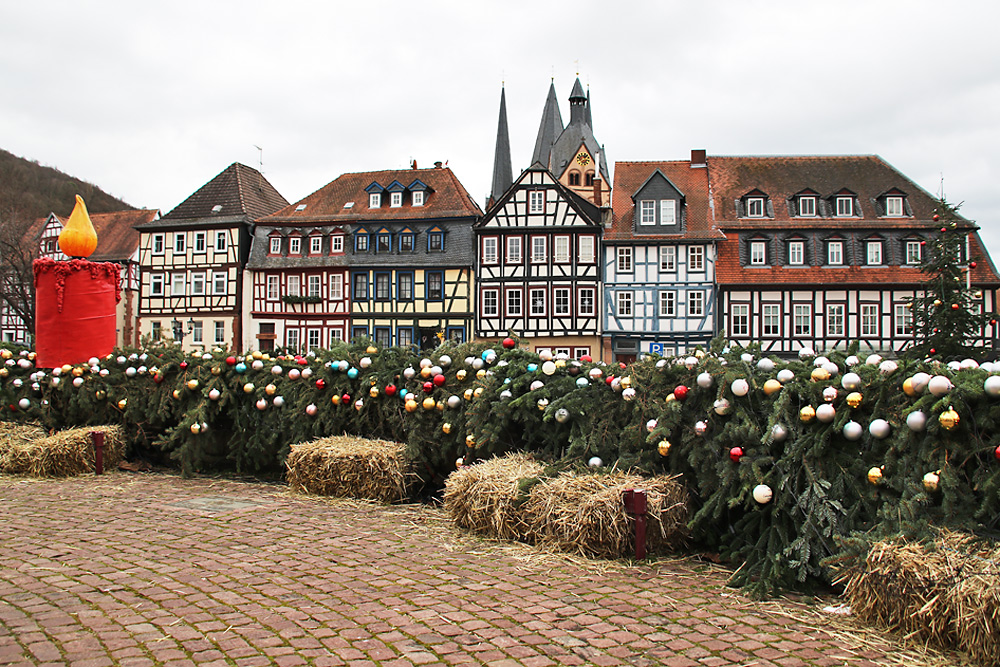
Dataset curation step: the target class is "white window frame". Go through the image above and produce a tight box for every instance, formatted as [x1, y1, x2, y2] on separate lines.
[747, 198, 765, 217]
[391, 192, 402, 207]
[836, 196, 854, 217]
[616, 291, 633, 317]
[213, 271, 227, 295]
[194, 231, 206, 253]
[578, 236, 595, 263]
[171, 272, 186, 296]
[286, 328, 299, 352]
[174, 233, 186, 254]
[688, 290, 704, 317]
[269, 237, 281, 254]
[331, 235, 344, 253]
[617, 246, 633, 273]
[310, 236, 322, 254]
[152, 233, 165, 255]
[828, 241, 844, 265]
[369, 193, 381, 208]
[799, 196, 816, 217]
[750, 241, 767, 265]
[482, 237, 498, 264]
[267, 275, 279, 300]
[731, 303, 749, 336]
[191, 272, 206, 295]
[529, 191, 545, 213]
[793, 304, 812, 337]
[191, 321, 203, 344]
[660, 199, 676, 224]
[886, 196, 904, 217]
[660, 290, 676, 317]
[330, 274, 343, 300]
[289, 237, 301, 255]
[506, 236, 522, 263]
[867, 241, 883, 266]
[530, 288, 546, 317]
[308, 275, 321, 298]
[640, 200, 655, 225]
[150, 274, 164, 296]
[688, 245, 705, 271]
[861, 304, 879, 337]
[287, 275, 301, 297]
[215, 231, 227, 252]
[412, 191, 424, 207]
[894, 304, 913, 336]
[788, 240, 804, 266]
[763, 304, 781, 336]
[307, 329, 321, 351]
[827, 304, 845, 337]
[531, 236, 547, 263]
[578, 288, 596, 317]
[506, 288, 523, 317]
[214, 321, 225, 344]
[906, 240, 922, 265]
[482, 288, 499, 317]
[554, 236, 570, 263]
[660, 246, 676, 272]
[554, 287, 571, 316]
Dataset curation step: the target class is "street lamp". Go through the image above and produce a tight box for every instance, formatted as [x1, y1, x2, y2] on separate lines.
[172, 317, 196, 341]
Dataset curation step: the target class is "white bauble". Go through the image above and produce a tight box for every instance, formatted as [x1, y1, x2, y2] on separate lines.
[354, 399, 364, 411]
[88, 357, 100, 367]
[536, 398, 549, 410]
[273, 396, 285, 408]
[252, 359, 264, 371]
[622, 387, 636, 401]
[439, 355, 451, 368]
[72, 377, 84, 388]
[756, 358, 775, 373]
[928, 375, 953, 397]
[695, 420, 708, 436]
[530, 380, 544, 391]
[845, 355, 860, 367]
[419, 358, 433, 369]
[985, 375, 1000, 397]
[338, 360, 349, 372]
[646, 419, 658, 433]
[777, 369, 795, 383]
[538, 349, 553, 362]
[741, 353, 754, 364]
[816, 404, 836, 423]
[771, 424, 788, 442]
[305, 404, 318, 416]
[359, 356, 372, 369]
[814, 356, 830, 368]
[906, 410, 927, 432]
[447, 394, 462, 408]
[656, 359, 668, 369]
[869, 419, 891, 439]
[960, 358, 979, 371]
[271, 365, 283, 375]
[798, 347, 815, 359]
[866, 354, 883, 366]
[125, 367, 137, 378]
[879, 360, 898, 375]
[911, 372, 931, 393]
[823, 362, 839, 377]
[947, 361, 962, 372]
[841, 372, 862, 390]
[499, 389, 512, 399]
[541, 361, 557, 376]
[731, 379, 750, 397]
[589, 367, 603, 379]
[822, 387, 838, 402]
[980, 362, 995, 373]
[843, 421, 863, 441]
[713, 398, 731, 415]
[588, 456, 603, 467]
[555, 408, 570, 423]
[208, 388, 221, 401]
[697, 372, 713, 389]
[403, 367, 416, 380]
[255, 398, 268, 410]
[287, 368, 300, 380]
[752, 484, 774, 504]
[18, 398, 30, 410]
[684, 356, 699, 370]
[431, 365, 443, 376]
[472, 358, 485, 370]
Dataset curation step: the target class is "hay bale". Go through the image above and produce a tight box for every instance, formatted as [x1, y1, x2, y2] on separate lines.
[286, 435, 414, 502]
[443, 453, 545, 540]
[844, 530, 1000, 667]
[521, 471, 689, 558]
[0, 424, 125, 477]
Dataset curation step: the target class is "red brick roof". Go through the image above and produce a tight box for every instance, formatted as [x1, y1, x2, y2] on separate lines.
[608, 161, 722, 241]
[262, 166, 482, 224]
[159, 163, 288, 222]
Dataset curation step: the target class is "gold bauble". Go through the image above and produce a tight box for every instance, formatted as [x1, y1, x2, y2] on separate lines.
[621, 376, 632, 389]
[61, 364, 72, 374]
[923, 471, 940, 492]
[71, 366, 84, 378]
[810, 367, 830, 382]
[437, 400, 445, 411]
[265, 383, 277, 396]
[846, 392, 863, 408]
[211, 366, 221, 376]
[252, 351, 263, 360]
[695, 349, 705, 358]
[404, 399, 418, 412]
[366, 346, 378, 354]
[28, 352, 35, 361]
[243, 382, 255, 394]
[172, 389, 181, 399]
[463, 389, 474, 400]
[331, 395, 341, 405]
[939, 407, 960, 430]
[420, 366, 433, 379]
[465, 434, 476, 446]
[665, 393, 676, 403]
[190, 422, 202, 434]
[933, 299, 942, 307]
[369, 386, 379, 398]
[95, 390, 106, 400]
[117, 398, 127, 409]
[763, 379, 782, 396]
[800, 405, 816, 422]
[555, 359, 566, 368]
[0, 368, 8, 378]
[0, 349, 10, 360]
[456, 369, 468, 381]
[442, 422, 452, 434]
[474, 387, 484, 398]
[867, 466, 883, 485]
[187, 379, 199, 390]
[476, 369, 486, 379]
[902, 378, 916, 397]
[658, 440, 672, 456]
[422, 397, 436, 410]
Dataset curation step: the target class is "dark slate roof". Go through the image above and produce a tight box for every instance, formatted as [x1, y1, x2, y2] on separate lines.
[531, 82, 564, 167]
[152, 163, 288, 224]
[547, 79, 610, 183]
[489, 87, 514, 205]
[607, 161, 722, 242]
[261, 166, 481, 224]
[246, 225, 352, 270]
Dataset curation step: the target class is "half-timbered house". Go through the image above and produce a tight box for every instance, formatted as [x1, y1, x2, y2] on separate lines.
[604, 153, 722, 363]
[135, 163, 287, 351]
[250, 163, 481, 351]
[709, 154, 1000, 356]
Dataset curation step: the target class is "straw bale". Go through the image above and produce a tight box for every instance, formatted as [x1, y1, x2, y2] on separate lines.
[844, 530, 1000, 667]
[521, 471, 689, 558]
[443, 453, 545, 540]
[286, 435, 414, 503]
[0, 424, 125, 477]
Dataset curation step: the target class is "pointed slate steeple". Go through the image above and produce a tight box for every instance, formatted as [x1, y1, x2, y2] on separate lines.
[531, 81, 564, 168]
[585, 87, 593, 130]
[489, 86, 513, 207]
[568, 77, 587, 125]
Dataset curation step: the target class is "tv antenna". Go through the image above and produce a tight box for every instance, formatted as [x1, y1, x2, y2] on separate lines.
[253, 144, 263, 170]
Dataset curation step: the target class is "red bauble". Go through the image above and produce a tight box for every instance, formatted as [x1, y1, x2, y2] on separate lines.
[502, 337, 516, 349]
[619, 362, 627, 369]
[226, 356, 237, 366]
[433, 374, 446, 387]
[605, 376, 614, 386]
[995, 444, 1000, 460]
[384, 384, 397, 397]
[933, 214, 940, 221]
[297, 356, 308, 365]
[992, 319, 997, 326]
[673, 385, 689, 401]
[423, 381, 434, 393]
[180, 362, 188, 369]
[970, 261, 978, 269]
[341, 393, 351, 403]
[952, 304, 960, 310]
[930, 348, 936, 354]
[729, 446, 743, 462]
[154, 374, 164, 384]
[941, 227, 947, 233]
[315, 379, 326, 390]
[580, 355, 592, 363]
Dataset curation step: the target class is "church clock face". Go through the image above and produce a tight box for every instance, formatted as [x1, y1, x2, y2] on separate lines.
[575, 152, 591, 167]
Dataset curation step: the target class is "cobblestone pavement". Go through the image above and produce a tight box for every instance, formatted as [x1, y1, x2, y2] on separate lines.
[0, 472, 962, 667]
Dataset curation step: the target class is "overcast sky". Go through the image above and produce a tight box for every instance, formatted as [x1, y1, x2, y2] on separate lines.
[2, 1, 999, 261]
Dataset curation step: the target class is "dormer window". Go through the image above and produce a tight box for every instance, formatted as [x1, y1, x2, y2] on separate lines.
[741, 190, 770, 218]
[905, 240, 923, 265]
[412, 191, 424, 207]
[331, 234, 344, 253]
[369, 193, 381, 208]
[310, 236, 322, 254]
[289, 237, 301, 255]
[269, 237, 281, 254]
[886, 196, 904, 217]
[640, 201, 655, 225]
[750, 240, 767, 265]
[428, 228, 444, 252]
[399, 229, 415, 252]
[827, 240, 844, 265]
[788, 240, 805, 265]
[835, 196, 854, 217]
[356, 231, 369, 252]
[747, 198, 765, 217]
[391, 192, 402, 207]
[799, 196, 816, 217]
[376, 230, 392, 253]
[661, 200, 676, 225]
[866, 240, 883, 265]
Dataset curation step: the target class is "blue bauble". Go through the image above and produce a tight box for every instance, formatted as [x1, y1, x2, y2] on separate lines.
[527, 363, 538, 373]
[235, 362, 247, 374]
[347, 367, 359, 379]
[576, 377, 589, 388]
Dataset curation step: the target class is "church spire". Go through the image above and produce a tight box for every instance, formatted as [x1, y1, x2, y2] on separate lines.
[531, 81, 564, 168]
[489, 86, 513, 207]
[585, 86, 593, 130]
[568, 77, 587, 126]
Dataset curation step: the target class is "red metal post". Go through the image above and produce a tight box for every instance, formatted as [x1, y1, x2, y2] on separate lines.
[90, 430, 105, 475]
[623, 489, 648, 560]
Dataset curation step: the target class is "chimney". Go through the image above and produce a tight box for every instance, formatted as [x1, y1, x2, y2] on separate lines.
[592, 176, 602, 207]
[434, 161, 443, 169]
[412, 159, 418, 170]
[691, 149, 707, 167]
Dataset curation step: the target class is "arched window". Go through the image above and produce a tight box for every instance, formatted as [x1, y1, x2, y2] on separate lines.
[568, 171, 581, 186]
[585, 172, 595, 186]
